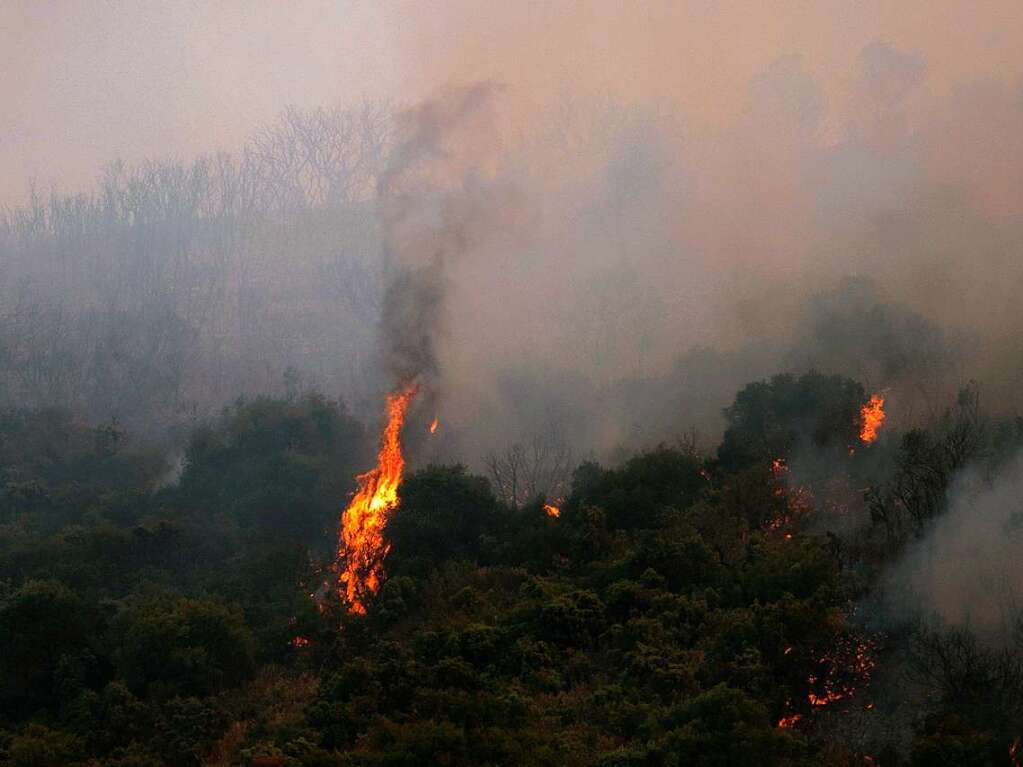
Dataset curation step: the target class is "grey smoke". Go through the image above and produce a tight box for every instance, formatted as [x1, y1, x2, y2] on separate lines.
[4, 24, 1023, 466]
[376, 82, 510, 393]
[886, 452, 1023, 643]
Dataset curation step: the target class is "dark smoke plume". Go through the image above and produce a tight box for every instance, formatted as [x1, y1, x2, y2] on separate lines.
[376, 82, 509, 392]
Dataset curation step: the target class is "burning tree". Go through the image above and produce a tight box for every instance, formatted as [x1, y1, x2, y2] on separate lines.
[859, 393, 886, 444]
[717, 371, 867, 472]
[335, 85, 504, 613]
[867, 384, 987, 545]
[337, 385, 418, 613]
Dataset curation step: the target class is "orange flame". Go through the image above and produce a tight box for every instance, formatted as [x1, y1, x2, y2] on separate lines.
[338, 385, 417, 613]
[429, 416, 439, 434]
[859, 394, 886, 444]
[543, 503, 561, 518]
[777, 713, 803, 729]
[777, 633, 876, 726]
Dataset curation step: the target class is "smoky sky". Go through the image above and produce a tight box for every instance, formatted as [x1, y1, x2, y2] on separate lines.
[5, 1, 1023, 460]
[5, 1, 1022, 206]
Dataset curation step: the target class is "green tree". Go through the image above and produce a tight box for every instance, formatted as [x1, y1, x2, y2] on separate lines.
[570, 446, 706, 530]
[385, 465, 502, 575]
[110, 593, 255, 697]
[718, 371, 865, 472]
[7, 724, 84, 767]
[171, 394, 365, 543]
[0, 579, 94, 713]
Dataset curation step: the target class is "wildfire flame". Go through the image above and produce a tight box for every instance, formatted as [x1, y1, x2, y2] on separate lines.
[767, 458, 812, 532]
[807, 634, 876, 708]
[777, 713, 802, 729]
[777, 633, 877, 728]
[338, 384, 417, 613]
[543, 503, 561, 518]
[859, 393, 886, 444]
[429, 416, 439, 434]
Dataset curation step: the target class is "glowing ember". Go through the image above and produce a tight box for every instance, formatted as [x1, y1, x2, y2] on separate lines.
[767, 458, 813, 531]
[776, 633, 877, 726]
[859, 393, 886, 444]
[543, 503, 561, 518]
[777, 713, 802, 729]
[291, 636, 310, 648]
[807, 634, 876, 709]
[429, 416, 439, 434]
[1011, 736, 1021, 767]
[338, 384, 418, 613]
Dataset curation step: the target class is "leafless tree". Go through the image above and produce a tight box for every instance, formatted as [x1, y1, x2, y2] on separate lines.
[0, 101, 393, 431]
[908, 618, 1023, 715]
[484, 427, 574, 509]
[868, 383, 988, 547]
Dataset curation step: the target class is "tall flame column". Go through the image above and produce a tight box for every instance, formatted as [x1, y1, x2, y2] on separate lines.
[338, 385, 418, 613]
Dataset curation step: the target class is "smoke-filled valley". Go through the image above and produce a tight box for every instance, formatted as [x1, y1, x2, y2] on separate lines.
[4, 3, 1023, 765]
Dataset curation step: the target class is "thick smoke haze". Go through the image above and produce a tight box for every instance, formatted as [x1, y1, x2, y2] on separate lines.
[886, 452, 1023, 643]
[3, 1, 1023, 464]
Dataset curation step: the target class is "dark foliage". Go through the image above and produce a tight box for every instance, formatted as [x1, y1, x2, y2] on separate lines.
[717, 371, 865, 472]
[171, 394, 367, 545]
[0, 381, 1018, 765]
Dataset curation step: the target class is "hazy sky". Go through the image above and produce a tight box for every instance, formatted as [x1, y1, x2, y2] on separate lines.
[1, 1, 401, 203]
[3, 1, 1022, 206]
[5, 0, 1023, 456]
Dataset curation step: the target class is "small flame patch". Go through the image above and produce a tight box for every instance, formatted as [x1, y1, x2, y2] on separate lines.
[859, 394, 886, 444]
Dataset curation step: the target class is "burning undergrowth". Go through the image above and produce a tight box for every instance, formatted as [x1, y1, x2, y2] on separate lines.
[778, 629, 880, 730]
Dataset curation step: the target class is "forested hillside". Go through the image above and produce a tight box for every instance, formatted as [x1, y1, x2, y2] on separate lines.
[3, 373, 1022, 766]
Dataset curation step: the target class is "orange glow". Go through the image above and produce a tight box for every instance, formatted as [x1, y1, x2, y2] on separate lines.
[777, 633, 876, 726]
[808, 689, 845, 707]
[543, 503, 561, 518]
[859, 394, 886, 444]
[338, 385, 418, 614]
[777, 713, 802, 729]
[1011, 736, 1021, 767]
[429, 416, 439, 434]
[291, 636, 310, 648]
[767, 458, 812, 532]
[807, 635, 876, 709]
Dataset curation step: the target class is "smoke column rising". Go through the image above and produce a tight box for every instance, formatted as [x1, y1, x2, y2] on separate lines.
[376, 83, 510, 392]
